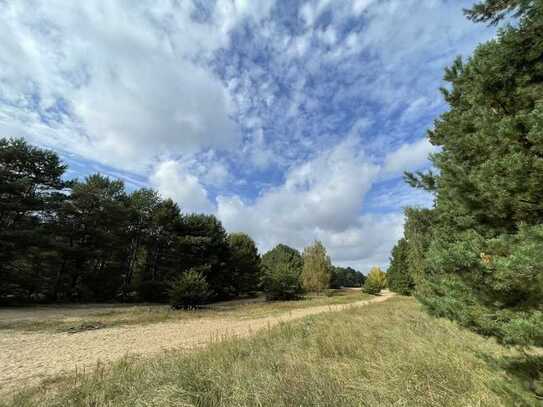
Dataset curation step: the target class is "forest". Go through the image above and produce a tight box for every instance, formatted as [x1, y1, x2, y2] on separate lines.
[386, 0, 543, 348]
[0, 141, 364, 306]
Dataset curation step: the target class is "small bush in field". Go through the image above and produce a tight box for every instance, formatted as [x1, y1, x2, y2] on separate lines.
[169, 270, 210, 310]
[262, 263, 303, 301]
[363, 266, 387, 294]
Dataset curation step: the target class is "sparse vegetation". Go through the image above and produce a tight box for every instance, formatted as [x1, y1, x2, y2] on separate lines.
[3, 298, 538, 407]
[0, 289, 368, 333]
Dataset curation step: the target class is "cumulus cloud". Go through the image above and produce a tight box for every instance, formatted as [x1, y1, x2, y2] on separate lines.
[0, 0, 280, 171]
[0, 0, 494, 270]
[150, 160, 214, 214]
[216, 139, 396, 267]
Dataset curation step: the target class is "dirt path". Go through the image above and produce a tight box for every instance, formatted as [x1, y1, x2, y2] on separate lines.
[0, 292, 394, 395]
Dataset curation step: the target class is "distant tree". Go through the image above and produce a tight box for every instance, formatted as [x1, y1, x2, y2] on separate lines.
[262, 263, 303, 300]
[261, 244, 303, 274]
[227, 233, 261, 296]
[300, 241, 332, 293]
[330, 266, 365, 288]
[120, 188, 162, 300]
[169, 269, 210, 309]
[177, 214, 232, 299]
[362, 267, 387, 295]
[58, 174, 131, 301]
[261, 244, 303, 300]
[387, 239, 413, 295]
[0, 138, 267, 305]
[133, 197, 183, 302]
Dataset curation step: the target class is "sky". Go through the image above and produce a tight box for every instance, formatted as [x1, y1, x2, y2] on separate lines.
[0, 0, 496, 271]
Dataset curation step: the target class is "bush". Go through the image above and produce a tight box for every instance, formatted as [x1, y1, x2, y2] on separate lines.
[262, 263, 303, 301]
[169, 270, 210, 310]
[363, 266, 387, 295]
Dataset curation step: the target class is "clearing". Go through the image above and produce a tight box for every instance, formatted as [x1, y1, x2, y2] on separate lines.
[4, 295, 537, 407]
[0, 289, 385, 395]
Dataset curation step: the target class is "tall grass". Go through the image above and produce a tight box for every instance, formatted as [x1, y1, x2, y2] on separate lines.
[5, 297, 537, 406]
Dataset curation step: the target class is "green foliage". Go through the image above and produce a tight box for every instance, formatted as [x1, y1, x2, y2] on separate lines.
[330, 266, 365, 288]
[168, 270, 210, 310]
[400, 3, 543, 348]
[261, 262, 303, 301]
[465, 0, 538, 24]
[177, 214, 232, 300]
[420, 225, 543, 346]
[0, 138, 68, 303]
[227, 233, 262, 296]
[0, 137, 261, 304]
[387, 239, 414, 295]
[261, 244, 303, 274]
[261, 244, 303, 300]
[300, 241, 332, 293]
[362, 267, 387, 294]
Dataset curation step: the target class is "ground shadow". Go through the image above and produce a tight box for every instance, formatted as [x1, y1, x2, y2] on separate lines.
[478, 351, 543, 401]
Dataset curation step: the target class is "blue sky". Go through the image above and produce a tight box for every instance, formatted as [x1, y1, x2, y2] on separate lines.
[0, 0, 495, 270]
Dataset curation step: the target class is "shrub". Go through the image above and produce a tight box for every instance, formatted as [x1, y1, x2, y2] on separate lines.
[169, 270, 210, 310]
[262, 263, 303, 301]
[363, 266, 387, 295]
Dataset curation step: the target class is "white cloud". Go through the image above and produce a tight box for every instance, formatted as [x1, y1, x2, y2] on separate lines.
[217, 139, 389, 267]
[150, 160, 214, 214]
[0, 0, 493, 272]
[0, 0, 281, 172]
[351, 0, 376, 15]
[382, 137, 437, 176]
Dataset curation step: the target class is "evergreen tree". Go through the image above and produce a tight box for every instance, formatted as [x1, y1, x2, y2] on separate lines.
[227, 233, 262, 296]
[330, 266, 365, 288]
[0, 138, 67, 303]
[261, 244, 303, 300]
[404, 2, 543, 346]
[177, 214, 232, 299]
[261, 244, 303, 275]
[387, 239, 413, 295]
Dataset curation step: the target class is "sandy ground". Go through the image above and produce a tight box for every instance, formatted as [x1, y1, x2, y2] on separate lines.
[0, 291, 394, 395]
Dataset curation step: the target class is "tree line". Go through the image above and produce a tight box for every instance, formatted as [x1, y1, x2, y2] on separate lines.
[0, 139, 365, 306]
[386, 0, 543, 348]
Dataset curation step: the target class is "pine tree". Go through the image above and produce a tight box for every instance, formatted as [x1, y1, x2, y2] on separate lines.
[404, 1, 543, 346]
[387, 239, 414, 295]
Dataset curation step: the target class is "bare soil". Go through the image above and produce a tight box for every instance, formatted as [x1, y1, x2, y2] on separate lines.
[0, 291, 394, 395]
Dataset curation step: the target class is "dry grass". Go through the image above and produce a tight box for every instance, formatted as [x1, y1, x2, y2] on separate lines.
[0, 290, 381, 396]
[3, 296, 538, 407]
[0, 289, 367, 333]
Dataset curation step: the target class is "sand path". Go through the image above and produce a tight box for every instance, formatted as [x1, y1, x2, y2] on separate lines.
[0, 291, 394, 394]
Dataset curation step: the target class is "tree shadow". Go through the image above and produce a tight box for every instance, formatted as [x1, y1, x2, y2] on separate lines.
[478, 351, 543, 401]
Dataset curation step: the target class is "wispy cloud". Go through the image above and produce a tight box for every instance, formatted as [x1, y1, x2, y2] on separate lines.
[0, 0, 495, 270]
